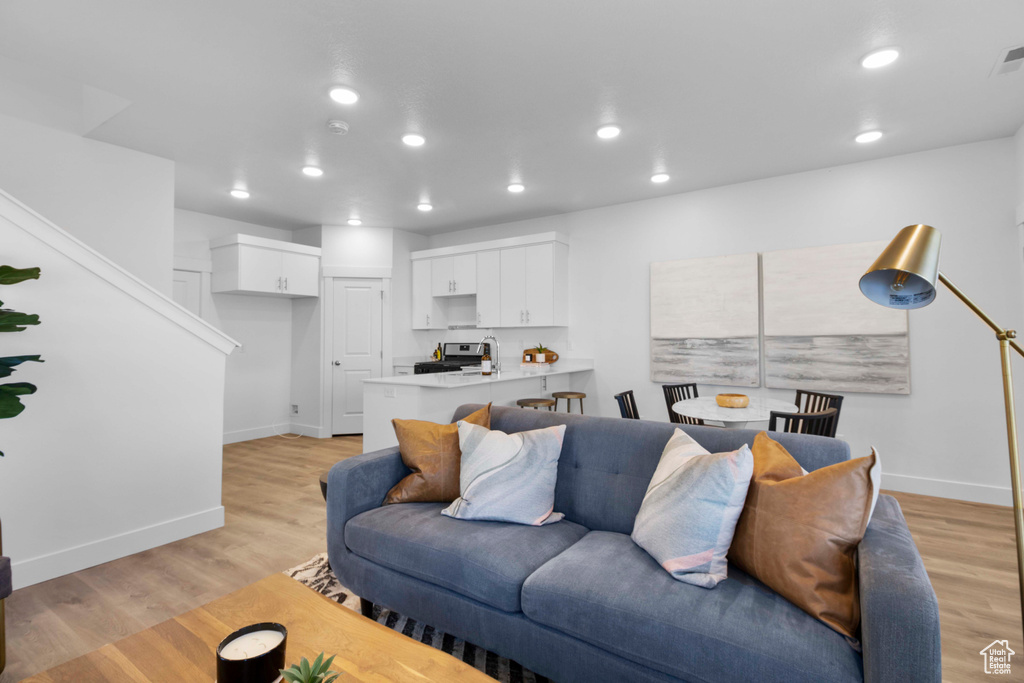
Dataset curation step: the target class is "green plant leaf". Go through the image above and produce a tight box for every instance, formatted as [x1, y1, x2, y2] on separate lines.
[0, 309, 41, 333]
[323, 674, 340, 683]
[300, 656, 311, 680]
[0, 266, 41, 286]
[0, 382, 37, 419]
[0, 355, 43, 378]
[320, 654, 336, 673]
[280, 668, 302, 683]
[310, 652, 324, 673]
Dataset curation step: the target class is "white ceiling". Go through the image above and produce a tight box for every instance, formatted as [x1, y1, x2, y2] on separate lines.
[1, 1, 1022, 233]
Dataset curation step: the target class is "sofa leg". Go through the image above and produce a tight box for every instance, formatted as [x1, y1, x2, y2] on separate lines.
[359, 597, 374, 619]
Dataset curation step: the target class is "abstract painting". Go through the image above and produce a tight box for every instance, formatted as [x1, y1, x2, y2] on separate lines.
[762, 241, 910, 394]
[650, 253, 760, 387]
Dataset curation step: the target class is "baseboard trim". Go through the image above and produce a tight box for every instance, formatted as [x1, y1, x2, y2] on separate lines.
[11, 506, 224, 589]
[883, 472, 1011, 506]
[290, 422, 327, 438]
[223, 425, 281, 444]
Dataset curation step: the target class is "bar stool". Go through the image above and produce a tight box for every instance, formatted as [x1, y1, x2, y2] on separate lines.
[516, 398, 556, 411]
[552, 391, 586, 414]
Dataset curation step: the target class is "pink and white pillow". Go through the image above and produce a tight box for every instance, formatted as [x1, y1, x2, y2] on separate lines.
[442, 422, 566, 526]
[631, 429, 753, 588]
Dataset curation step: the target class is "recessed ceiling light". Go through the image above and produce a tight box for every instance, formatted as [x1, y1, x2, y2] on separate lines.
[417, 203, 433, 212]
[855, 130, 883, 143]
[230, 189, 249, 199]
[402, 134, 426, 147]
[329, 87, 359, 104]
[347, 218, 362, 226]
[650, 173, 670, 184]
[302, 166, 324, 177]
[596, 125, 621, 140]
[507, 183, 525, 193]
[861, 48, 900, 69]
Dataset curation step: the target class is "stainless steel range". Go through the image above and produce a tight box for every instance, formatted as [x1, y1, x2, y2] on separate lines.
[414, 342, 490, 374]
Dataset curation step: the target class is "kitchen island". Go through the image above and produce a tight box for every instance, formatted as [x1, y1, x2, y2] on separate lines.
[362, 359, 594, 451]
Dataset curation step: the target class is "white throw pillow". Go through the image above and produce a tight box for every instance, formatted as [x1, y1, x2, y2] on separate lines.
[631, 429, 754, 588]
[442, 422, 566, 526]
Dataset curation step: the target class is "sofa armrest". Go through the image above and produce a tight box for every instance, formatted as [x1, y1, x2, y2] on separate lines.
[859, 495, 941, 683]
[326, 446, 407, 533]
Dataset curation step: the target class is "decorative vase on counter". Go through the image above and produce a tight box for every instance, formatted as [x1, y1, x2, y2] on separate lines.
[536, 353, 546, 363]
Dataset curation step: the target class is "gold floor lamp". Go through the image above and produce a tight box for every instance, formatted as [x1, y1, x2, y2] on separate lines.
[860, 223, 1024, 628]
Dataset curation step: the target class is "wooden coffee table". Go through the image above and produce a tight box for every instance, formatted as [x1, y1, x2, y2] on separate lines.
[24, 572, 492, 682]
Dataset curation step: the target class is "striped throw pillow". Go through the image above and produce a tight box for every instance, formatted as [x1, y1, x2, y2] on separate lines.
[441, 422, 566, 526]
[631, 429, 753, 588]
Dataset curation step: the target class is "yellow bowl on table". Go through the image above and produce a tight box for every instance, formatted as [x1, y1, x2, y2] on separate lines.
[715, 393, 749, 408]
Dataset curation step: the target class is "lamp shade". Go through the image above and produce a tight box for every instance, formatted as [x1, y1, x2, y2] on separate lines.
[859, 224, 942, 309]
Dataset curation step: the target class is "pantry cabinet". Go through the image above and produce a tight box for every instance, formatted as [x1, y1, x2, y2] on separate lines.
[211, 234, 320, 298]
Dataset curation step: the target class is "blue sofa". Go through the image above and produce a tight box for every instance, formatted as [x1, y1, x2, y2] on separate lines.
[327, 404, 940, 682]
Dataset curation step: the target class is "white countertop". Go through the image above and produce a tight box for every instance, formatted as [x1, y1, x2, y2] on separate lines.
[365, 359, 594, 388]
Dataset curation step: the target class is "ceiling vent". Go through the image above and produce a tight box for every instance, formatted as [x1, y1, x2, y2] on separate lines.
[992, 45, 1024, 76]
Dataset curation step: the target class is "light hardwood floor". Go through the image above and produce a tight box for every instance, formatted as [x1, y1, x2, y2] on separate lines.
[2, 435, 1021, 682]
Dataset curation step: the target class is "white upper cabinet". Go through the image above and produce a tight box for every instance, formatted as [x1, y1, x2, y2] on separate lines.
[281, 252, 320, 297]
[524, 244, 555, 326]
[411, 232, 568, 329]
[413, 258, 444, 329]
[476, 250, 501, 327]
[430, 254, 477, 296]
[500, 247, 527, 326]
[452, 253, 477, 295]
[211, 234, 321, 298]
[431, 256, 454, 297]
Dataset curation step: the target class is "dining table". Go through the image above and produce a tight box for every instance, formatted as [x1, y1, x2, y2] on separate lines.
[671, 396, 799, 429]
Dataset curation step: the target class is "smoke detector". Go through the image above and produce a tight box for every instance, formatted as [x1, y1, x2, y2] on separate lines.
[992, 45, 1024, 77]
[327, 120, 350, 135]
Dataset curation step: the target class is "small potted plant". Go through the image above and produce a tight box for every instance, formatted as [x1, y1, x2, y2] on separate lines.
[280, 652, 341, 683]
[535, 343, 548, 363]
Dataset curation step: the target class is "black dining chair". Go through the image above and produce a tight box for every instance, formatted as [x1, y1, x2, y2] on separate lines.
[769, 407, 839, 438]
[662, 383, 704, 425]
[614, 390, 640, 419]
[794, 390, 844, 437]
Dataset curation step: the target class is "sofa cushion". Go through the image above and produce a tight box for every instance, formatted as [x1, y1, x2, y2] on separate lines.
[521, 531, 863, 683]
[346, 502, 588, 612]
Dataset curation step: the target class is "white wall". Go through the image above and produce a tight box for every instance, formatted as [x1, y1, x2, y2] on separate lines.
[1, 194, 231, 589]
[0, 112, 174, 294]
[393, 229, 429, 359]
[428, 138, 1021, 505]
[174, 209, 297, 443]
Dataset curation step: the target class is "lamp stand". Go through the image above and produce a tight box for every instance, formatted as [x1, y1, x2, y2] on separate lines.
[938, 272, 1024, 628]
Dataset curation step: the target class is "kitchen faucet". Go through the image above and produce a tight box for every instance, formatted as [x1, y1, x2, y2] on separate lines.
[479, 335, 500, 373]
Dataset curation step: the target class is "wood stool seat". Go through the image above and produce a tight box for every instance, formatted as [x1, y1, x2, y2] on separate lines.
[517, 398, 556, 410]
[551, 391, 586, 414]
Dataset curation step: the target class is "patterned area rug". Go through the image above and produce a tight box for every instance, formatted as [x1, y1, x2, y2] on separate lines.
[285, 554, 551, 683]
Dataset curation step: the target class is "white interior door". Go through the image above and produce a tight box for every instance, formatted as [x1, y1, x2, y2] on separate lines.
[332, 278, 383, 435]
[172, 270, 202, 316]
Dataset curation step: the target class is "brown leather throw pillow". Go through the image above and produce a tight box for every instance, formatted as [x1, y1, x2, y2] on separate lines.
[729, 432, 876, 640]
[383, 403, 491, 505]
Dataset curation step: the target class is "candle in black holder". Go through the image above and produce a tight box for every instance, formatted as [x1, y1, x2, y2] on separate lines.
[217, 622, 287, 683]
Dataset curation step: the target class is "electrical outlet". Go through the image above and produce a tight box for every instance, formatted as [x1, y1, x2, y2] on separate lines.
[291, 404, 299, 415]
[384, 388, 397, 398]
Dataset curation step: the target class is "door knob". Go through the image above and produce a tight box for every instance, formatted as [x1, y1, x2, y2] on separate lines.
[333, 360, 341, 366]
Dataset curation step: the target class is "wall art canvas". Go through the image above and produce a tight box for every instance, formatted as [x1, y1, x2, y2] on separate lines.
[650, 253, 760, 387]
[762, 241, 910, 394]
